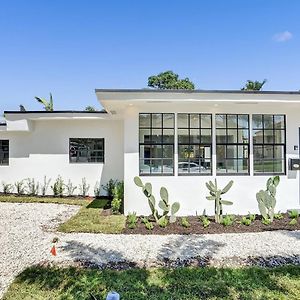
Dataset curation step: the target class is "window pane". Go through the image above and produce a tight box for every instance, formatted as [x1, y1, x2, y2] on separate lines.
[253, 115, 263, 129]
[274, 130, 285, 144]
[227, 145, 237, 159]
[139, 114, 150, 127]
[190, 129, 200, 144]
[264, 130, 274, 144]
[227, 115, 237, 128]
[274, 145, 284, 160]
[274, 160, 284, 173]
[238, 159, 249, 173]
[139, 129, 151, 143]
[238, 145, 248, 159]
[253, 130, 263, 144]
[69, 138, 104, 163]
[216, 114, 226, 128]
[216, 145, 226, 160]
[162, 145, 173, 158]
[264, 115, 273, 129]
[140, 160, 150, 174]
[152, 114, 162, 128]
[178, 145, 193, 159]
[151, 129, 162, 143]
[178, 113, 188, 128]
[163, 114, 174, 128]
[178, 129, 189, 144]
[0, 140, 9, 166]
[238, 129, 249, 143]
[226, 160, 238, 173]
[162, 129, 174, 143]
[238, 115, 249, 129]
[190, 114, 199, 128]
[274, 115, 285, 129]
[227, 129, 238, 143]
[162, 159, 173, 174]
[201, 114, 211, 128]
[216, 129, 226, 143]
[201, 129, 211, 143]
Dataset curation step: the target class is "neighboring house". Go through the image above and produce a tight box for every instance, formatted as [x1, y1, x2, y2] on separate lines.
[1, 89, 300, 216]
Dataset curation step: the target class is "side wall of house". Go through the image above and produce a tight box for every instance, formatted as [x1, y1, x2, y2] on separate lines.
[0, 119, 124, 196]
[124, 102, 300, 216]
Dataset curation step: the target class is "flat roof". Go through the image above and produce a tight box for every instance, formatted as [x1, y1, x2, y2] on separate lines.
[95, 88, 300, 95]
[4, 110, 107, 114]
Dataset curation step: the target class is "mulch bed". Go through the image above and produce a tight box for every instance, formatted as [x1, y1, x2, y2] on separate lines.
[122, 214, 300, 235]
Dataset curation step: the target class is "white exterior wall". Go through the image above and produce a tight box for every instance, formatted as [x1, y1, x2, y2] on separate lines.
[0, 119, 124, 196]
[124, 102, 300, 216]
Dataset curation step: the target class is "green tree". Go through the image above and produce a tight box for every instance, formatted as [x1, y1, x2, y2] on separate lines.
[85, 106, 97, 112]
[241, 79, 267, 91]
[148, 71, 195, 90]
[35, 93, 54, 111]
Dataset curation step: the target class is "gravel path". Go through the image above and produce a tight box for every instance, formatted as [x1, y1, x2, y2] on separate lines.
[1, 202, 300, 298]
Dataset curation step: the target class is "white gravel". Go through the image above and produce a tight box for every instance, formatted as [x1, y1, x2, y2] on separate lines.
[1, 202, 300, 298]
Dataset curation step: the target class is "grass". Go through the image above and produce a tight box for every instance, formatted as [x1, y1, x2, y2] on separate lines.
[0, 194, 89, 206]
[3, 265, 300, 299]
[0, 195, 126, 234]
[58, 199, 126, 234]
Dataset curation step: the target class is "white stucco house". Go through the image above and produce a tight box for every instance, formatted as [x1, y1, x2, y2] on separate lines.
[1, 89, 300, 216]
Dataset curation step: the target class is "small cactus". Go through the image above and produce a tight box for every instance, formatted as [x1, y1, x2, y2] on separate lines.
[256, 176, 280, 222]
[206, 179, 234, 223]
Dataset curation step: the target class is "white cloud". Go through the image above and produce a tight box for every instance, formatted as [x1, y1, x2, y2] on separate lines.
[273, 31, 293, 42]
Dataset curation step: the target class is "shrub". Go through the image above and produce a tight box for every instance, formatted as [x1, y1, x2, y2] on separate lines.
[1, 182, 13, 194]
[221, 215, 234, 226]
[158, 216, 168, 228]
[79, 178, 90, 197]
[289, 219, 298, 225]
[289, 210, 299, 219]
[262, 218, 271, 226]
[181, 217, 191, 228]
[127, 212, 138, 229]
[26, 178, 39, 196]
[41, 176, 51, 196]
[145, 221, 154, 230]
[274, 212, 284, 220]
[248, 213, 256, 222]
[102, 179, 118, 198]
[65, 180, 77, 197]
[94, 181, 101, 198]
[240, 216, 252, 226]
[51, 176, 65, 197]
[199, 216, 210, 228]
[15, 180, 26, 195]
[111, 198, 122, 214]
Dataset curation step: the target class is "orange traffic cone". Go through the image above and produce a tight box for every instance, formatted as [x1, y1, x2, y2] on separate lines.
[50, 245, 57, 256]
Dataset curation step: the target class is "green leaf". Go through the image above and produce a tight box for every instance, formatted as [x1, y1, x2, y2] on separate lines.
[221, 180, 233, 194]
[171, 202, 180, 215]
[160, 187, 168, 201]
[144, 182, 152, 195]
[134, 176, 143, 187]
[158, 200, 169, 212]
[273, 176, 280, 187]
[206, 196, 215, 201]
[220, 200, 233, 205]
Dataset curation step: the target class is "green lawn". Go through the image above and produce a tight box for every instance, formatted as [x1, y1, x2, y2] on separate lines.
[3, 265, 300, 300]
[0, 195, 126, 234]
[0, 195, 89, 206]
[58, 199, 126, 234]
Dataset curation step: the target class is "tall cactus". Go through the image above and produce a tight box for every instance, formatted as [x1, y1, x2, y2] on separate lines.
[159, 187, 180, 223]
[206, 179, 234, 223]
[134, 176, 158, 222]
[134, 177, 180, 224]
[256, 176, 280, 222]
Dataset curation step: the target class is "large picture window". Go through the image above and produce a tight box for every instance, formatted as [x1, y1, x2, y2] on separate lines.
[139, 113, 174, 175]
[216, 114, 250, 174]
[0, 140, 9, 165]
[178, 113, 212, 175]
[253, 114, 286, 174]
[69, 138, 104, 163]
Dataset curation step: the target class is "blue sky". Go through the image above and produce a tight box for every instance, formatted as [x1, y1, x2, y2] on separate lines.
[0, 0, 299, 111]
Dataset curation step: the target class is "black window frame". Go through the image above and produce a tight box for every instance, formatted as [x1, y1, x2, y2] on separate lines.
[69, 138, 105, 164]
[177, 113, 212, 176]
[253, 114, 286, 175]
[216, 114, 250, 175]
[0, 139, 9, 166]
[139, 113, 175, 176]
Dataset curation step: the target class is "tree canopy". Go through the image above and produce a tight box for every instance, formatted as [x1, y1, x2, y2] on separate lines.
[35, 93, 54, 111]
[241, 79, 267, 91]
[148, 71, 195, 90]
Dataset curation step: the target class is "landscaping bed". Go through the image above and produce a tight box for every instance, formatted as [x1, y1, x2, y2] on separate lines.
[123, 214, 300, 235]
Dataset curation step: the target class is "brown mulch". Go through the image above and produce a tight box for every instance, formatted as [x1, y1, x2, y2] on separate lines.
[122, 214, 300, 235]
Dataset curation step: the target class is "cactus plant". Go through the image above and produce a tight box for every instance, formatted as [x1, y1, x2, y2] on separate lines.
[206, 179, 234, 223]
[256, 176, 280, 222]
[134, 176, 180, 224]
[134, 176, 159, 222]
